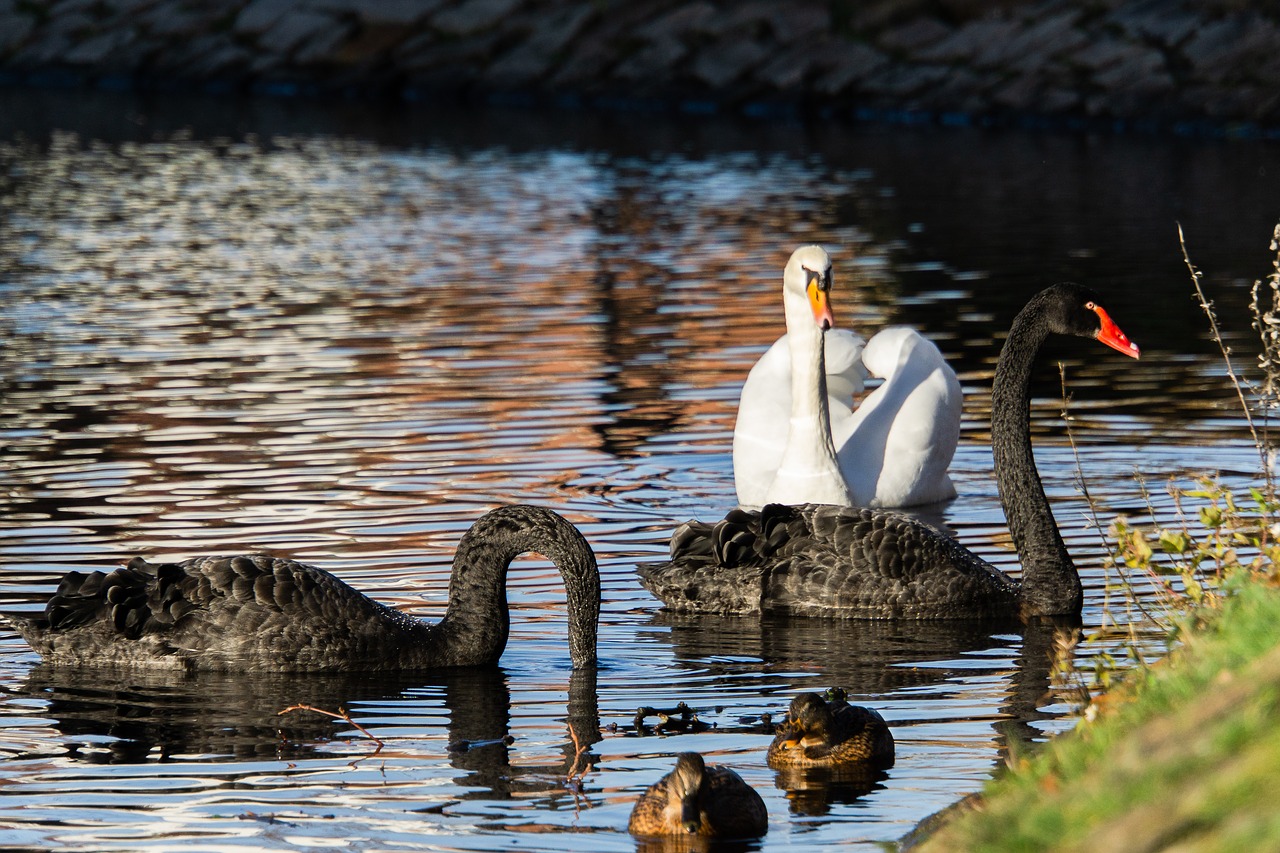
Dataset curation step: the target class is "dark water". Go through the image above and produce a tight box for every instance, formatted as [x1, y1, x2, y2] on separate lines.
[0, 88, 1276, 851]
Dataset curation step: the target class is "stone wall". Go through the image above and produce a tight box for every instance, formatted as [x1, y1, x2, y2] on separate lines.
[2, 0, 1279, 131]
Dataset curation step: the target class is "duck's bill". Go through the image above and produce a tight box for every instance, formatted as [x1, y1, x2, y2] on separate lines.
[1094, 307, 1141, 359]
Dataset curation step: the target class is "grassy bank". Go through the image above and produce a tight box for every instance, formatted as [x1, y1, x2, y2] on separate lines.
[909, 572, 1280, 852]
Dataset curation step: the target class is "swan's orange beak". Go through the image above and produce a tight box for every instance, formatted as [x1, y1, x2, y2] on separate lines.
[807, 271, 835, 331]
[1092, 306, 1140, 359]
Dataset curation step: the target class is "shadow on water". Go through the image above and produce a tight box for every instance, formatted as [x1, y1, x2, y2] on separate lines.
[11, 665, 601, 790]
[647, 612, 1069, 813]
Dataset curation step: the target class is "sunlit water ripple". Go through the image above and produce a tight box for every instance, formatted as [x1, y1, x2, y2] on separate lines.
[0, 96, 1277, 851]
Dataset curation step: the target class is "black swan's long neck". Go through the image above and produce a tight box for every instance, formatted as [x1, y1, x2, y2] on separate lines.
[430, 505, 600, 668]
[991, 308, 1081, 618]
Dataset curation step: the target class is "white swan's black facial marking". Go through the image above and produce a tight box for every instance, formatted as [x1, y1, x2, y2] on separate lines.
[804, 265, 835, 330]
[804, 265, 833, 293]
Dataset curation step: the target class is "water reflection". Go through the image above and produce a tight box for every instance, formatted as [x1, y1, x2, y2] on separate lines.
[0, 92, 1276, 852]
[772, 763, 889, 817]
[12, 664, 601, 797]
[634, 836, 765, 853]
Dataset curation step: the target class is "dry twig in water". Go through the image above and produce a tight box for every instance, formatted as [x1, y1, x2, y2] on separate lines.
[279, 703, 385, 752]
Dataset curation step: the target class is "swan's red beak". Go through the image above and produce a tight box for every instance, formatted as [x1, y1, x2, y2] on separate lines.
[1093, 306, 1140, 359]
[807, 279, 835, 331]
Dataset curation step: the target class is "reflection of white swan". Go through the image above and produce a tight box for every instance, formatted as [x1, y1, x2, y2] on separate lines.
[732, 246, 961, 509]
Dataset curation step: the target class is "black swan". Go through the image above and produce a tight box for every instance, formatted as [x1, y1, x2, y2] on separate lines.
[12, 504, 600, 672]
[628, 751, 768, 838]
[767, 691, 894, 769]
[639, 282, 1140, 620]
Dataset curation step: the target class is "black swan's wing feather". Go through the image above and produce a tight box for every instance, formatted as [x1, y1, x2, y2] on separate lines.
[16, 555, 425, 670]
[639, 504, 1018, 619]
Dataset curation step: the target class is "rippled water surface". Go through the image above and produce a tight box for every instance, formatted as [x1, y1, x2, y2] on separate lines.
[1, 90, 1278, 851]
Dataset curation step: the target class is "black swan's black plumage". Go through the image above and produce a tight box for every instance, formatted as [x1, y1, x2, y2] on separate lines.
[14, 505, 600, 672]
[639, 283, 1139, 620]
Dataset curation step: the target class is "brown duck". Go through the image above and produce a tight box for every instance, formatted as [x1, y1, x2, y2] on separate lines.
[628, 752, 768, 838]
[767, 692, 894, 769]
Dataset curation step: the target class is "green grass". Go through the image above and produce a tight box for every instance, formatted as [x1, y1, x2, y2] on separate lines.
[912, 576, 1280, 853]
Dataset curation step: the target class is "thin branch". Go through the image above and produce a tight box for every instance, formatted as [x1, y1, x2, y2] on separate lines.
[1059, 364, 1160, 629]
[1178, 222, 1269, 480]
[564, 722, 592, 786]
[279, 703, 385, 751]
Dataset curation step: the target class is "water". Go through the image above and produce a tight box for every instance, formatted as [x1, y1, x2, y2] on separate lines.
[0, 88, 1278, 851]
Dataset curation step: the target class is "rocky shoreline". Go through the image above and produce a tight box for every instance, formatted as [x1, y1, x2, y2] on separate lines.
[3, 0, 1280, 134]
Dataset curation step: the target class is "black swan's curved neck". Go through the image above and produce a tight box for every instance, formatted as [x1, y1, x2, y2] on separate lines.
[434, 505, 600, 668]
[991, 300, 1081, 618]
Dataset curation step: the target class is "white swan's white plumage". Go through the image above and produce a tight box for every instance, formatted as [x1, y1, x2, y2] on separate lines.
[834, 326, 962, 507]
[731, 246, 961, 509]
[732, 328, 867, 506]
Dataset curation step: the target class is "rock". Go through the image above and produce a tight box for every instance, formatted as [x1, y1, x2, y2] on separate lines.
[485, 5, 596, 86]
[312, 0, 445, 27]
[64, 29, 138, 66]
[142, 3, 228, 38]
[750, 43, 803, 90]
[984, 10, 1086, 73]
[690, 38, 771, 89]
[171, 36, 253, 78]
[860, 62, 952, 99]
[810, 42, 891, 95]
[611, 38, 688, 84]
[236, 0, 296, 35]
[11, 11, 95, 65]
[103, 0, 163, 14]
[638, 3, 717, 41]
[1092, 45, 1168, 93]
[256, 10, 340, 57]
[1182, 14, 1280, 84]
[849, 0, 932, 32]
[917, 65, 998, 112]
[877, 18, 951, 53]
[431, 0, 523, 37]
[294, 17, 355, 64]
[724, 0, 828, 43]
[0, 9, 36, 55]
[1106, 0, 1199, 47]
[1071, 37, 1138, 72]
[916, 17, 1021, 65]
[936, 0, 1025, 21]
[396, 27, 502, 74]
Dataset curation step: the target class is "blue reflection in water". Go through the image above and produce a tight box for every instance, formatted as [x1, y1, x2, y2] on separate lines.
[0, 95, 1276, 851]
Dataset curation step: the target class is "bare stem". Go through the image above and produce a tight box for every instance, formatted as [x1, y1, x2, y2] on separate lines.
[564, 720, 592, 785]
[1178, 222, 1270, 485]
[279, 703, 385, 751]
[1059, 364, 1160, 629]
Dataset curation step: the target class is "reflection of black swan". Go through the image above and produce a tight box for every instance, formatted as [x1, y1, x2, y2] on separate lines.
[18, 663, 602, 798]
[640, 284, 1140, 620]
[14, 505, 599, 671]
[628, 752, 768, 839]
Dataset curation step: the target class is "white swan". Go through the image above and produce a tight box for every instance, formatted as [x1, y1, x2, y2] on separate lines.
[732, 328, 867, 505]
[731, 246, 961, 509]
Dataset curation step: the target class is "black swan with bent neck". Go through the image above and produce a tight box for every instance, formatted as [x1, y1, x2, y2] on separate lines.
[14, 504, 600, 672]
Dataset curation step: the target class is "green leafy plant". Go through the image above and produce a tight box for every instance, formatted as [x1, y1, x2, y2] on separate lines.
[1055, 224, 1280, 717]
